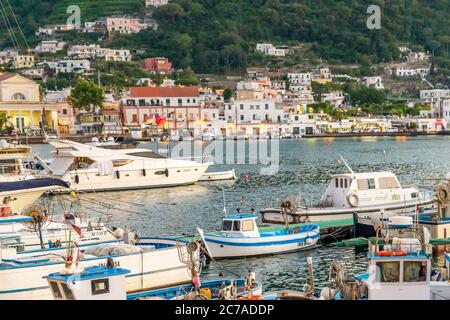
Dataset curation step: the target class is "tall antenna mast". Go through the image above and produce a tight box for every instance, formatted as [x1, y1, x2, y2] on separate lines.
[338, 155, 354, 174]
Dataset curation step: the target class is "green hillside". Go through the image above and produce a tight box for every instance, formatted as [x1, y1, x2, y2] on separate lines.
[2, 0, 450, 75]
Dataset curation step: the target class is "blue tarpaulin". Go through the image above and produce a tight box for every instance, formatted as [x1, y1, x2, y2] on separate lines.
[0, 178, 70, 192]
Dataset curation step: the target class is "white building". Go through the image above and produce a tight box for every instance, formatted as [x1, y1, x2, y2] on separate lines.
[34, 40, 65, 54]
[420, 89, 450, 102]
[256, 43, 288, 57]
[393, 66, 430, 78]
[322, 91, 346, 109]
[225, 99, 284, 125]
[12, 55, 35, 69]
[36, 24, 76, 36]
[288, 72, 311, 86]
[68, 44, 101, 59]
[56, 60, 91, 74]
[101, 49, 131, 62]
[361, 76, 384, 90]
[145, 0, 169, 7]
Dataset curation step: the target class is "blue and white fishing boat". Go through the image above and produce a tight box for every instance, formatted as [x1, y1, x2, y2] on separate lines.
[44, 265, 263, 300]
[319, 217, 450, 300]
[198, 213, 320, 259]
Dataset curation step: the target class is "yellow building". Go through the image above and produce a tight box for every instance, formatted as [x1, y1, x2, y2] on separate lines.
[12, 55, 35, 69]
[0, 73, 58, 133]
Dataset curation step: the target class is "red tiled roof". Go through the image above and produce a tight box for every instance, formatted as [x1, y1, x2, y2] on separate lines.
[0, 73, 16, 82]
[129, 86, 199, 98]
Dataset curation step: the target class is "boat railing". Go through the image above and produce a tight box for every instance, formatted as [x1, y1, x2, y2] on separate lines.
[172, 155, 213, 164]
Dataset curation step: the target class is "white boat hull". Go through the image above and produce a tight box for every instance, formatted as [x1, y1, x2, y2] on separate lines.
[199, 228, 319, 259]
[0, 187, 55, 215]
[60, 164, 210, 192]
[0, 239, 196, 300]
[261, 199, 434, 225]
[199, 169, 237, 182]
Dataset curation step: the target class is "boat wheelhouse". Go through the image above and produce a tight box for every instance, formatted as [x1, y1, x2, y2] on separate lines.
[261, 158, 433, 227]
[45, 140, 212, 192]
[198, 213, 320, 259]
[320, 218, 450, 300]
[45, 265, 263, 300]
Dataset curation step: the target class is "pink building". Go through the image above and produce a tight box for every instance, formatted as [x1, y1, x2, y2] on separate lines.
[144, 57, 173, 74]
[106, 17, 144, 34]
[121, 86, 201, 131]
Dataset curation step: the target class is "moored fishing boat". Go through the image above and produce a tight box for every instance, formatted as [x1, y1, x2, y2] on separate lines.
[44, 265, 262, 300]
[0, 237, 201, 300]
[261, 156, 434, 226]
[320, 217, 450, 300]
[198, 213, 320, 259]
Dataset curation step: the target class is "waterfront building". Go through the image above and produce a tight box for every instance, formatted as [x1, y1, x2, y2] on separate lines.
[0, 73, 58, 133]
[121, 86, 201, 135]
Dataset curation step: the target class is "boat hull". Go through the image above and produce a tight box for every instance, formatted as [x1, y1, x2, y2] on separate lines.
[0, 187, 54, 214]
[59, 163, 210, 192]
[200, 228, 320, 259]
[0, 238, 196, 300]
[261, 199, 434, 225]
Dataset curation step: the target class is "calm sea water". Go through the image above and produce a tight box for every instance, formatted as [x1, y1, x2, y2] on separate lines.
[32, 136, 450, 292]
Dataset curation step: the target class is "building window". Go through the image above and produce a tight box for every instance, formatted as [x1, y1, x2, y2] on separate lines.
[240, 115, 244, 121]
[11, 92, 26, 101]
[376, 262, 400, 283]
[403, 261, 427, 282]
[240, 104, 244, 110]
[166, 99, 170, 105]
[62, 109, 68, 115]
[132, 114, 138, 122]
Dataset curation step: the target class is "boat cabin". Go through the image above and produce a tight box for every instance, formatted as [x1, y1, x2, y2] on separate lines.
[221, 214, 260, 238]
[320, 171, 420, 208]
[365, 224, 432, 300]
[45, 265, 130, 300]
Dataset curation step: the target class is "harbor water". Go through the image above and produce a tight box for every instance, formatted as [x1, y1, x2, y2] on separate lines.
[33, 135, 450, 292]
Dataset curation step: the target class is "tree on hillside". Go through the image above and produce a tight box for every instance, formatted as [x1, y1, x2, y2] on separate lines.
[68, 80, 104, 113]
[152, 3, 185, 27]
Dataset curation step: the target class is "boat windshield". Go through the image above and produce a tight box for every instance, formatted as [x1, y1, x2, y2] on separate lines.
[222, 220, 233, 231]
[126, 151, 166, 159]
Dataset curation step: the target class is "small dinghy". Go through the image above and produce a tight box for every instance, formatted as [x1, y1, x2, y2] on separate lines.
[199, 169, 237, 182]
[198, 213, 320, 259]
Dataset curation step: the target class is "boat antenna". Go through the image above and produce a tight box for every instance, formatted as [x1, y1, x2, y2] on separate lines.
[338, 155, 354, 174]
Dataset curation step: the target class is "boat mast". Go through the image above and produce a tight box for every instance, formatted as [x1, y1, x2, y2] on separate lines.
[338, 155, 354, 174]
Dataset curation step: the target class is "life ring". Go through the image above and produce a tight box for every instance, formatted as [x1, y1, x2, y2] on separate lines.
[237, 295, 263, 300]
[436, 182, 450, 203]
[347, 193, 359, 207]
[376, 251, 393, 257]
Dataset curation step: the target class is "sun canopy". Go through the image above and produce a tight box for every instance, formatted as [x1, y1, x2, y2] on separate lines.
[0, 178, 70, 192]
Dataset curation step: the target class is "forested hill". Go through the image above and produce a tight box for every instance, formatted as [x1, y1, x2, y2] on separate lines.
[3, 0, 450, 74]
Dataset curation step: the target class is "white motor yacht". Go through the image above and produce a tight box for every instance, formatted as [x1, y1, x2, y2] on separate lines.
[45, 140, 212, 192]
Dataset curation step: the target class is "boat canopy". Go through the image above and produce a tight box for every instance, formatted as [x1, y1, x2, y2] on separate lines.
[0, 178, 70, 192]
